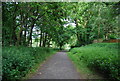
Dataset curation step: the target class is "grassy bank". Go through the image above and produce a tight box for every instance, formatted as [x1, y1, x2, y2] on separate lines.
[2, 46, 56, 81]
[68, 43, 119, 80]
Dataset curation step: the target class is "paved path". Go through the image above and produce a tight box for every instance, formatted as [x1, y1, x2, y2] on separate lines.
[31, 52, 80, 79]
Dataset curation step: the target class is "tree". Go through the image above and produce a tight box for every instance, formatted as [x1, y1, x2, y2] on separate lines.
[2, 2, 119, 48]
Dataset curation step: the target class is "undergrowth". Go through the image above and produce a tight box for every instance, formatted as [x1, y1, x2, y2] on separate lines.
[2, 46, 56, 81]
[68, 43, 119, 80]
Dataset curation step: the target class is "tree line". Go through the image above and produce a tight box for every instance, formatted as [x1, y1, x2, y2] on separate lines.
[2, 2, 120, 49]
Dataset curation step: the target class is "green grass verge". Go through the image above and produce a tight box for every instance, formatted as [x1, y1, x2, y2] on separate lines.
[68, 43, 119, 80]
[2, 46, 57, 81]
[22, 50, 56, 80]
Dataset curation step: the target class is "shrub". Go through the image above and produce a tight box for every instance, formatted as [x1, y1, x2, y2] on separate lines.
[68, 43, 119, 80]
[2, 46, 55, 81]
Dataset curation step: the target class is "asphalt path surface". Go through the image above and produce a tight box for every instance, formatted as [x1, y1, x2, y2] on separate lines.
[31, 52, 80, 79]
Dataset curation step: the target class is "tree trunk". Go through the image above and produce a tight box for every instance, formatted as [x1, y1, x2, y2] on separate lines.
[47, 36, 51, 47]
[11, 3, 17, 46]
[74, 18, 81, 45]
[11, 22, 17, 46]
[27, 17, 36, 46]
[17, 12, 24, 46]
[59, 44, 62, 50]
[23, 13, 28, 46]
[43, 33, 47, 47]
[42, 33, 45, 47]
[28, 24, 34, 47]
[23, 26, 27, 46]
[17, 27, 23, 46]
[97, 6, 101, 41]
[39, 29, 43, 47]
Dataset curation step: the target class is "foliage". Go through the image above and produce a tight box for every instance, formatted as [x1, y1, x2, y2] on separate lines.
[68, 43, 119, 80]
[2, 47, 56, 81]
[108, 34, 117, 39]
[2, 2, 119, 49]
[65, 2, 119, 46]
[2, 2, 120, 80]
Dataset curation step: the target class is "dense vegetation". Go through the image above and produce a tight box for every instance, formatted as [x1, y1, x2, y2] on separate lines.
[68, 43, 119, 80]
[2, 2, 119, 81]
[2, 2, 119, 48]
[2, 47, 56, 81]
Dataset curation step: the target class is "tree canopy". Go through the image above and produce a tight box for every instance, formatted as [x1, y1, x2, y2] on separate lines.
[2, 2, 120, 49]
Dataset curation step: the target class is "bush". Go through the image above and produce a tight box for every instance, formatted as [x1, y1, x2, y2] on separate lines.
[68, 43, 119, 80]
[2, 46, 55, 81]
[108, 34, 117, 39]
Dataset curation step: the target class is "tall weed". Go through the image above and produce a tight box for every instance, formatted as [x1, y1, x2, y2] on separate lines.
[2, 46, 55, 81]
[69, 43, 119, 80]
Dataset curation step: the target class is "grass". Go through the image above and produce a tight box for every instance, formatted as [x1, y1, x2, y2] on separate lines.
[68, 43, 119, 80]
[22, 51, 56, 80]
[2, 46, 57, 81]
[68, 52, 104, 79]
